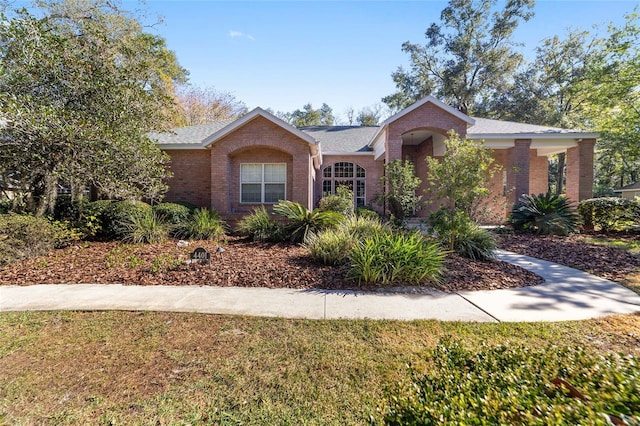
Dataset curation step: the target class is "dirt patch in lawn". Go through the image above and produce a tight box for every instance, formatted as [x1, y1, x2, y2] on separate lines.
[496, 233, 640, 282]
[0, 237, 542, 292]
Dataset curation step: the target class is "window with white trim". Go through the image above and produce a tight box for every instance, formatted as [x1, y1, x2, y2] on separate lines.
[240, 163, 286, 203]
[322, 162, 366, 207]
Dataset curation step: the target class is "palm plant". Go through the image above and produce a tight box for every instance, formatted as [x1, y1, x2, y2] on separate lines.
[272, 200, 343, 243]
[510, 193, 580, 236]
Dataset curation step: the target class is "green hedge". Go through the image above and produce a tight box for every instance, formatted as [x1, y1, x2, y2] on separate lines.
[578, 197, 640, 231]
[381, 339, 640, 425]
[102, 200, 153, 239]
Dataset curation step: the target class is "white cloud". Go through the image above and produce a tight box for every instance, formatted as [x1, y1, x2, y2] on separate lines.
[229, 30, 255, 41]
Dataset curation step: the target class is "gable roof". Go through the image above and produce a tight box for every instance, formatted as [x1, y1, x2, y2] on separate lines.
[382, 95, 475, 126]
[202, 107, 318, 148]
[299, 126, 377, 153]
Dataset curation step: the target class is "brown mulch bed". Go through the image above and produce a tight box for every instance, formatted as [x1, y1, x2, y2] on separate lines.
[0, 237, 542, 293]
[496, 233, 640, 282]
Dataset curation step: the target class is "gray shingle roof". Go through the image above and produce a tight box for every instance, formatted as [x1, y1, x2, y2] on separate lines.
[617, 181, 640, 191]
[299, 126, 378, 152]
[150, 119, 236, 145]
[468, 117, 583, 135]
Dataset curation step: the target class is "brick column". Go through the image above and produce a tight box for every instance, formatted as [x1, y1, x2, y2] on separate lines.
[529, 150, 549, 195]
[384, 138, 403, 164]
[506, 139, 531, 203]
[566, 139, 595, 202]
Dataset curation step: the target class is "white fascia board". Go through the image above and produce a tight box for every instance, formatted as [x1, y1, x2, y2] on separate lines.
[203, 107, 319, 148]
[322, 151, 375, 156]
[382, 95, 475, 127]
[468, 132, 599, 140]
[158, 144, 207, 150]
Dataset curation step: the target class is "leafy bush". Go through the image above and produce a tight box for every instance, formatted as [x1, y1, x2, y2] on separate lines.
[429, 207, 496, 260]
[381, 338, 640, 425]
[119, 209, 169, 244]
[236, 206, 284, 242]
[578, 197, 640, 231]
[355, 206, 380, 220]
[0, 214, 73, 265]
[376, 159, 422, 223]
[318, 186, 354, 217]
[273, 200, 343, 243]
[510, 192, 581, 236]
[349, 231, 443, 285]
[103, 200, 153, 239]
[53, 195, 88, 222]
[154, 202, 193, 236]
[179, 208, 226, 241]
[83, 200, 116, 238]
[305, 216, 390, 265]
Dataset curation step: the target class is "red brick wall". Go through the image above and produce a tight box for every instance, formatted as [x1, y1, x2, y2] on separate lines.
[209, 115, 314, 219]
[529, 150, 549, 195]
[402, 137, 435, 217]
[163, 149, 211, 208]
[386, 102, 468, 163]
[566, 139, 595, 202]
[316, 155, 384, 210]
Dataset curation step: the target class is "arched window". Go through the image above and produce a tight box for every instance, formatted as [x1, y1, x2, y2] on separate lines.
[322, 162, 366, 207]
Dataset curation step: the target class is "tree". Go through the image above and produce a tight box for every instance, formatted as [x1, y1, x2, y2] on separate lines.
[383, 0, 534, 114]
[356, 104, 384, 126]
[173, 84, 246, 126]
[288, 103, 335, 127]
[426, 131, 495, 213]
[0, 0, 187, 215]
[376, 159, 422, 222]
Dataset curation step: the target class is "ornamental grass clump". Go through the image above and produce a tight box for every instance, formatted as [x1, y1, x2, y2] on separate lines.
[236, 206, 284, 242]
[119, 209, 169, 244]
[305, 215, 390, 265]
[429, 207, 496, 260]
[179, 208, 227, 241]
[510, 192, 581, 235]
[381, 338, 640, 425]
[348, 230, 443, 285]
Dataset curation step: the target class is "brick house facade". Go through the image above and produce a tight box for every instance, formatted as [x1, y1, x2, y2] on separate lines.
[152, 96, 598, 223]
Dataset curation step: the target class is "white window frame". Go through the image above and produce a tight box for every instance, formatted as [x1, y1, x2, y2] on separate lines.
[240, 163, 286, 204]
[321, 162, 366, 207]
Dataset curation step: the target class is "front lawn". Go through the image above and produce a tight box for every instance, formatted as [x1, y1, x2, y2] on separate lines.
[1, 311, 639, 424]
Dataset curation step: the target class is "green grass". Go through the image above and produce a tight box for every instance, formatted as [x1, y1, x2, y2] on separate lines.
[584, 236, 640, 255]
[1, 311, 640, 424]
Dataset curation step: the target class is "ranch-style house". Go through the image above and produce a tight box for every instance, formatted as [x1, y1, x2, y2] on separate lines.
[151, 96, 598, 222]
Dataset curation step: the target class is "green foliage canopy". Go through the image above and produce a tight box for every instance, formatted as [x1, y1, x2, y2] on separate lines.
[0, 0, 188, 215]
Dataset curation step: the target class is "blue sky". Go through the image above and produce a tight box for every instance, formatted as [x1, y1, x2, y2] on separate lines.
[29, 0, 640, 122]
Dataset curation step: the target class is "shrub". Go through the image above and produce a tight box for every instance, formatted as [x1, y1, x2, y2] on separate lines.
[429, 207, 496, 260]
[376, 159, 422, 223]
[305, 216, 390, 265]
[154, 202, 193, 232]
[236, 206, 284, 242]
[0, 214, 70, 265]
[103, 200, 153, 239]
[318, 186, 354, 217]
[355, 206, 379, 220]
[578, 197, 640, 231]
[83, 200, 116, 238]
[119, 209, 169, 244]
[179, 208, 226, 241]
[510, 192, 581, 236]
[349, 231, 443, 285]
[381, 338, 640, 425]
[53, 195, 88, 222]
[273, 200, 343, 243]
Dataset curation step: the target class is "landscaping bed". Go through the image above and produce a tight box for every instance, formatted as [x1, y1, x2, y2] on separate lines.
[496, 232, 640, 282]
[0, 236, 543, 292]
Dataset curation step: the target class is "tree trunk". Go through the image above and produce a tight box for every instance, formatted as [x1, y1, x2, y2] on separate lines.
[555, 152, 565, 195]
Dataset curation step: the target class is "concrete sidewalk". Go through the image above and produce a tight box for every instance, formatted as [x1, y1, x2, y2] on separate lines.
[1, 251, 639, 322]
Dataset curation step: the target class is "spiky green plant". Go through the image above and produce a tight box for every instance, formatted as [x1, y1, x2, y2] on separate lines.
[119, 209, 169, 244]
[430, 208, 496, 260]
[510, 193, 580, 236]
[179, 208, 227, 241]
[236, 206, 284, 242]
[272, 200, 343, 243]
[348, 231, 444, 285]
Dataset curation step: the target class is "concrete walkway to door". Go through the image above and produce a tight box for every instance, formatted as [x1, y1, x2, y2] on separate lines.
[1, 251, 639, 322]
